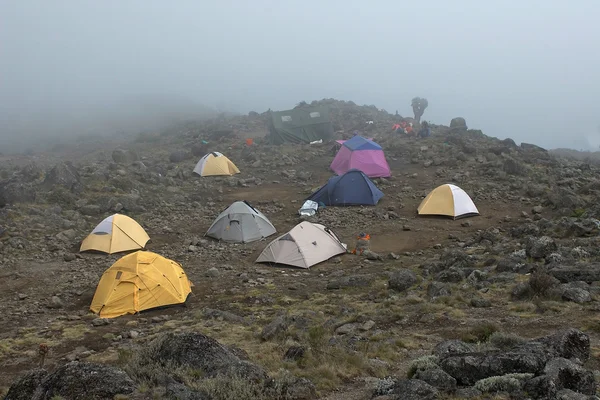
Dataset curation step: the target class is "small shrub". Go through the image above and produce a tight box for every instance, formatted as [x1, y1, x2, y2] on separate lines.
[572, 208, 586, 218]
[463, 322, 499, 343]
[474, 373, 533, 393]
[407, 355, 439, 378]
[488, 331, 526, 350]
[528, 271, 558, 297]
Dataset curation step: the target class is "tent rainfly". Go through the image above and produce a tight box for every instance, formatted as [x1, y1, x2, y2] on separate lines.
[80, 214, 150, 254]
[193, 152, 240, 177]
[307, 169, 383, 206]
[330, 135, 391, 178]
[205, 200, 276, 243]
[90, 251, 193, 318]
[268, 106, 334, 144]
[256, 221, 346, 268]
[417, 184, 479, 219]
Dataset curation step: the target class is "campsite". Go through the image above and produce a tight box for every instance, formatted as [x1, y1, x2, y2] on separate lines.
[2, 99, 600, 399]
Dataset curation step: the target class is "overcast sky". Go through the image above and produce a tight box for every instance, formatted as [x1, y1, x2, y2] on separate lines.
[1, 0, 599, 151]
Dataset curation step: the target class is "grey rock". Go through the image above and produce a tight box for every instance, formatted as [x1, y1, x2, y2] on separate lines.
[169, 150, 192, 163]
[326, 275, 372, 290]
[435, 266, 465, 283]
[3, 369, 48, 400]
[42, 162, 82, 192]
[203, 308, 247, 325]
[5, 362, 134, 400]
[562, 287, 592, 303]
[380, 378, 439, 400]
[439, 350, 547, 386]
[526, 236, 557, 259]
[550, 265, 600, 284]
[91, 318, 110, 327]
[388, 269, 418, 292]
[261, 316, 289, 341]
[205, 267, 220, 277]
[544, 357, 596, 395]
[138, 332, 268, 381]
[427, 282, 451, 299]
[112, 149, 138, 164]
[413, 368, 457, 392]
[433, 340, 475, 358]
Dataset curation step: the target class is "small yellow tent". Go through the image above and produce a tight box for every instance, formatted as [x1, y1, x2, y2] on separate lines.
[193, 152, 240, 177]
[90, 251, 193, 318]
[80, 214, 150, 254]
[418, 183, 479, 219]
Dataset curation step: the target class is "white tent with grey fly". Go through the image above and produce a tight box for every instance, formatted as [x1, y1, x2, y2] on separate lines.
[256, 221, 347, 268]
[205, 200, 276, 243]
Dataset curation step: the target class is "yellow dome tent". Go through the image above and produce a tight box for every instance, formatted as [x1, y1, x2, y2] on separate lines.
[417, 184, 479, 219]
[193, 152, 240, 177]
[80, 214, 150, 254]
[90, 251, 193, 318]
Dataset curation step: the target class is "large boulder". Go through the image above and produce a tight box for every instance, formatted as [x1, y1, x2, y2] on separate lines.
[533, 328, 590, 362]
[439, 350, 547, 386]
[139, 332, 268, 382]
[169, 149, 192, 163]
[42, 162, 82, 192]
[388, 269, 418, 292]
[374, 378, 439, 400]
[526, 236, 557, 259]
[4, 369, 48, 400]
[449, 117, 467, 132]
[5, 362, 134, 400]
[543, 358, 596, 395]
[112, 148, 139, 164]
[0, 182, 37, 204]
[549, 266, 600, 284]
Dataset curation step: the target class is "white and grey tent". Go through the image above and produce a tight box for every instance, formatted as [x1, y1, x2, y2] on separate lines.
[256, 221, 346, 268]
[205, 201, 276, 243]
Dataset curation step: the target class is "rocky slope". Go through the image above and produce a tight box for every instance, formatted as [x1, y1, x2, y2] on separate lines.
[2, 99, 600, 399]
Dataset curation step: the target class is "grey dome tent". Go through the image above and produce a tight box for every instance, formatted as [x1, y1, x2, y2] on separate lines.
[205, 201, 276, 243]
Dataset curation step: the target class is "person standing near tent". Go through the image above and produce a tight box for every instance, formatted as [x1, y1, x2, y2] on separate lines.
[351, 232, 371, 255]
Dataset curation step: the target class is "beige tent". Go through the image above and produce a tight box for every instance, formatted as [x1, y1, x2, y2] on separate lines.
[80, 214, 150, 254]
[193, 152, 240, 177]
[256, 221, 346, 268]
[418, 184, 479, 219]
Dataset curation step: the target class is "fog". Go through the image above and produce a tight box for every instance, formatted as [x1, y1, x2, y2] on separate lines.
[1, 0, 599, 152]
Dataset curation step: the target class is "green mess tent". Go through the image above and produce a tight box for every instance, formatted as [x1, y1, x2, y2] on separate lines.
[267, 106, 334, 144]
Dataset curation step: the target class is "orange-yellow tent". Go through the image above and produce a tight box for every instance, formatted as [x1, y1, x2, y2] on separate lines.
[80, 214, 150, 254]
[193, 152, 240, 177]
[417, 184, 479, 219]
[90, 251, 193, 318]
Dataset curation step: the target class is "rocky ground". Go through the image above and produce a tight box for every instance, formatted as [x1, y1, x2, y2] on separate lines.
[2, 99, 600, 399]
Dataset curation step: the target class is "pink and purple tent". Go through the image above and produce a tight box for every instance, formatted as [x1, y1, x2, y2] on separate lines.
[330, 136, 391, 178]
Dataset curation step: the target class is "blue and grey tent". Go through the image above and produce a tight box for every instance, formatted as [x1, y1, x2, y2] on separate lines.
[307, 169, 384, 206]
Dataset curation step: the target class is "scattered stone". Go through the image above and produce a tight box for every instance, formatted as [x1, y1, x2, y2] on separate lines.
[388, 269, 418, 292]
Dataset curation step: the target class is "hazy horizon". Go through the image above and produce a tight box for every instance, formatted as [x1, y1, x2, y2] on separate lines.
[1, 1, 599, 152]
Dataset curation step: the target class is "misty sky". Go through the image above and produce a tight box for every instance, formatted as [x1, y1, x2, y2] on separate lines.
[1, 0, 599, 151]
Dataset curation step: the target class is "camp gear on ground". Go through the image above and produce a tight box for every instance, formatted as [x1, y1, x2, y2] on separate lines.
[330, 135, 391, 178]
[193, 152, 240, 177]
[80, 214, 150, 254]
[267, 106, 334, 144]
[299, 200, 319, 216]
[90, 251, 192, 318]
[206, 201, 276, 243]
[256, 221, 346, 268]
[307, 169, 383, 206]
[352, 233, 371, 255]
[418, 184, 479, 219]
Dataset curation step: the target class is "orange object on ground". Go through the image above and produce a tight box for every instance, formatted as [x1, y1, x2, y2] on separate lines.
[246, 138, 254, 146]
